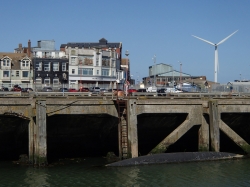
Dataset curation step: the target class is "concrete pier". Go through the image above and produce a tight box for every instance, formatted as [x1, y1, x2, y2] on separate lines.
[0, 95, 250, 165]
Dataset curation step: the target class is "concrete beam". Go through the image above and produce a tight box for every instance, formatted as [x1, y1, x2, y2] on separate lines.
[149, 116, 195, 154]
[220, 120, 250, 153]
[209, 100, 220, 152]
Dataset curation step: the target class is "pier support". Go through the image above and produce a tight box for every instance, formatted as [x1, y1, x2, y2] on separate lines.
[149, 106, 201, 154]
[35, 100, 47, 166]
[220, 120, 250, 154]
[198, 114, 209, 151]
[209, 100, 220, 152]
[28, 105, 35, 164]
[127, 99, 138, 158]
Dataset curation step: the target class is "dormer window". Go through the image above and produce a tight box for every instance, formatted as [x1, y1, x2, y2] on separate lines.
[1, 57, 11, 70]
[22, 60, 29, 67]
[3, 59, 10, 66]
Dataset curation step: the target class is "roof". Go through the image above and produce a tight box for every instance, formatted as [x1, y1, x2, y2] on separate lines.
[0, 53, 32, 70]
[60, 38, 122, 49]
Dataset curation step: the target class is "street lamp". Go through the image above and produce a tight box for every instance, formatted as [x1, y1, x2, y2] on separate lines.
[125, 50, 129, 96]
[179, 61, 182, 91]
[152, 55, 156, 87]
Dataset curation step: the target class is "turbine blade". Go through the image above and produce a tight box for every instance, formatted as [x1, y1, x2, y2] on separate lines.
[217, 30, 238, 45]
[192, 35, 215, 46]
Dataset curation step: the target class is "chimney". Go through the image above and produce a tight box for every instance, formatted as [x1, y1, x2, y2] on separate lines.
[18, 43, 22, 52]
[28, 40, 31, 57]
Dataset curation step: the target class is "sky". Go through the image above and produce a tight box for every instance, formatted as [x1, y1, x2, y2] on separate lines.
[0, 0, 250, 84]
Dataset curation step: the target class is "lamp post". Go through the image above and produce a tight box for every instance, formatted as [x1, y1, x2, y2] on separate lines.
[152, 55, 156, 87]
[125, 50, 129, 96]
[179, 61, 182, 91]
[240, 73, 241, 82]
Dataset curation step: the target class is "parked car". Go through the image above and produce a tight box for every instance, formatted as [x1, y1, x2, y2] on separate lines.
[12, 85, 22, 92]
[165, 87, 183, 93]
[127, 89, 137, 95]
[42, 87, 53, 92]
[100, 88, 108, 92]
[146, 86, 157, 92]
[78, 87, 89, 92]
[59, 88, 68, 92]
[137, 88, 146, 92]
[1, 87, 9, 91]
[90, 87, 100, 92]
[157, 88, 167, 96]
[22, 88, 33, 92]
[68, 88, 78, 92]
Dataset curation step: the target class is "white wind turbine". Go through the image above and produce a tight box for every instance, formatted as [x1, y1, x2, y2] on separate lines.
[192, 30, 238, 83]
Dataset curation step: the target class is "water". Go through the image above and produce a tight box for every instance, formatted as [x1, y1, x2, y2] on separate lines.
[1, 157, 250, 187]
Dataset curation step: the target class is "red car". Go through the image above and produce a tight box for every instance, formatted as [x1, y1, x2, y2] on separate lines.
[68, 88, 78, 92]
[127, 89, 137, 95]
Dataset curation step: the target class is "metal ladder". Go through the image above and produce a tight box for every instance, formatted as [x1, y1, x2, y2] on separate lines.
[116, 100, 128, 159]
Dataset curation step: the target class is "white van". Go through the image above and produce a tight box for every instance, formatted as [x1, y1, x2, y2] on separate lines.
[146, 86, 157, 92]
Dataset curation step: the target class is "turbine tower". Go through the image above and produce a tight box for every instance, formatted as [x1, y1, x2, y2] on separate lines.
[192, 30, 238, 83]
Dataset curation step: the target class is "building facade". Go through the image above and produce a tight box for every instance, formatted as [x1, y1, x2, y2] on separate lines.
[0, 53, 33, 89]
[60, 38, 123, 89]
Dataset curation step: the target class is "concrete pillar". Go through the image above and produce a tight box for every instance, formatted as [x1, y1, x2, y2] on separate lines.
[198, 114, 209, 151]
[127, 99, 138, 158]
[208, 100, 220, 152]
[28, 101, 36, 164]
[35, 100, 47, 166]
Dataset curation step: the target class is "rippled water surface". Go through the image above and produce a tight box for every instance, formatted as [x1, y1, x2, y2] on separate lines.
[1, 157, 250, 187]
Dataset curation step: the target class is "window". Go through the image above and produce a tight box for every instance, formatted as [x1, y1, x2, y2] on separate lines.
[3, 70, 10, 77]
[16, 71, 19, 77]
[36, 77, 42, 84]
[22, 60, 29, 67]
[112, 60, 115, 67]
[36, 62, 42, 71]
[44, 77, 50, 85]
[97, 70, 99, 75]
[53, 62, 59, 71]
[96, 56, 99, 66]
[102, 69, 109, 76]
[72, 69, 75, 74]
[22, 71, 29, 77]
[79, 68, 93, 75]
[112, 71, 114, 76]
[62, 63, 67, 71]
[44, 62, 50, 71]
[3, 59, 10, 66]
[53, 77, 59, 85]
[71, 57, 76, 64]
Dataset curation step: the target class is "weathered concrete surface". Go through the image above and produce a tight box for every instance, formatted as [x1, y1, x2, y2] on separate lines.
[127, 99, 138, 158]
[106, 152, 243, 167]
[149, 105, 202, 154]
[220, 120, 250, 153]
[209, 100, 220, 152]
[35, 100, 47, 166]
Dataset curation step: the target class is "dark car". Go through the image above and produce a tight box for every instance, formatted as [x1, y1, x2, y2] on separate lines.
[1, 87, 9, 91]
[42, 87, 53, 92]
[78, 87, 89, 92]
[59, 88, 68, 92]
[157, 88, 166, 96]
[137, 89, 146, 92]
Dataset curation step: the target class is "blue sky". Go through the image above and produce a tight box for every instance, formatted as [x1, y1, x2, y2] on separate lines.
[0, 0, 249, 83]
